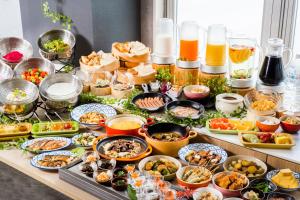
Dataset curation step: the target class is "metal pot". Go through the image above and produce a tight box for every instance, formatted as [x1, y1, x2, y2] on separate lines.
[37, 29, 76, 62]
[0, 37, 33, 68]
[0, 78, 39, 120]
[39, 73, 83, 112]
[14, 57, 56, 82]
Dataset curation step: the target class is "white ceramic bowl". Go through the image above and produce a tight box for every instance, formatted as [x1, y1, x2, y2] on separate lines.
[138, 155, 181, 181]
[193, 187, 223, 200]
[216, 93, 244, 115]
[223, 155, 267, 180]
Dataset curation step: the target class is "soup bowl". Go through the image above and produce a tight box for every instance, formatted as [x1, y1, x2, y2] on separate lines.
[99, 114, 154, 137]
[138, 123, 198, 157]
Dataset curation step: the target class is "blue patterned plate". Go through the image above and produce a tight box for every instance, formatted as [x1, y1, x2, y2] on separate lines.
[178, 143, 228, 166]
[70, 103, 117, 129]
[266, 169, 300, 192]
[31, 150, 77, 170]
[22, 137, 71, 153]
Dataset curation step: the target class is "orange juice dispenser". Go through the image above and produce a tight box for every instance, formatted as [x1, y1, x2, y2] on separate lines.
[174, 21, 201, 86]
[202, 24, 227, 74]
[152, 18, 175, 82]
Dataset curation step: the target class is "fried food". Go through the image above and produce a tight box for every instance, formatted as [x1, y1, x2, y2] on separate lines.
[79, 112, 106, 124]
[28, 139, 67, 151]
[181, 166, 212, 184]
[37, 155, 75, 168]
[215, 172, 248, 190]
[185, 150, 222, 166]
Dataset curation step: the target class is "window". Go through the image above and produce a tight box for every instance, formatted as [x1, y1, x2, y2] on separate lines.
[177, 0, 264, 43]
[153, 0, 299, 52]
[293, 1, 300, 53]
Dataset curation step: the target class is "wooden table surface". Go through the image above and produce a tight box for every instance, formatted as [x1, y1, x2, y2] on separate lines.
[0, 150, 99, 200]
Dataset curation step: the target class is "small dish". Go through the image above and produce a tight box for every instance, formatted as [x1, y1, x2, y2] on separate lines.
[212, 171, 249, 197]
[176, 166, 212, 189]
[94, 169, 113, 186]
[223, 155, 267, 180]
[111, 177, 128, 191]
[71, 132, 98, 148]
[183, 85, 210, 100]
[193, 187, 223, 200]
[70, 103, 117, 130]
[249, 178, 277, 195]
[266, 169, 300, 192]
[138, 155, 181, 181]
[256, 116, 280, 132]
[97, 159, 116, 170]
[280, 115, 300, 134]
[267, 192, 295, 200]
[215, 93, 244, 115]
[178, 143, 227, 167]
[22, 137, 71, 153]
[113, 168, 128, 178]
[240, 187, 264, 200]
[31, 150, 77, 170]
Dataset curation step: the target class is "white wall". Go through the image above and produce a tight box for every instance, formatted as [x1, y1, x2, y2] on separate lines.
[0, 0, 23, 38]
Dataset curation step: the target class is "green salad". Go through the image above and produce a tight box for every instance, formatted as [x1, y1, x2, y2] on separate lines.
[43, 39, 70, 53]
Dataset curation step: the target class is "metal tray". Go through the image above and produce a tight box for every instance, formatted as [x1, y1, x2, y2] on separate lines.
[59, 160, 129, 200]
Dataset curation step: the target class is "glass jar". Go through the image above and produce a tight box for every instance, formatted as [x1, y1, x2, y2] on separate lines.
[205, 24, 227, 66]
[179, 21, 200, 61]
[154, 18, 174, 57]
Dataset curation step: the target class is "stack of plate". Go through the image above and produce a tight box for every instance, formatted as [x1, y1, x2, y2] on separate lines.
[31, 121, 79, 138]
[0, 123, 32, 141]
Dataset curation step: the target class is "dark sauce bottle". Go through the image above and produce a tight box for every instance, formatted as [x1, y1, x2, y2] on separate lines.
[259, 55, 284, 85]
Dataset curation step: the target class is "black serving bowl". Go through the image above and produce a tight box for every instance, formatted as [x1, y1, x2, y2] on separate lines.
[166, 100, 204, 119]
[267, 192, 295, 200]
[249, 178, 277, 196]
[241, 187, 265, 200]
[111, 177, 128, 191]
[113, 167, 128, 178]
[132, 92, 170, 112]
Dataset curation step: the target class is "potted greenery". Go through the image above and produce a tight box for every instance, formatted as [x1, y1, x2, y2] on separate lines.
[155, 68, 172, 94]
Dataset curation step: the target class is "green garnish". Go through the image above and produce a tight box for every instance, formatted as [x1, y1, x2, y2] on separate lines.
[117, 170, 125, 177]
[13, 88, 27, 98]
[115, 179, 126, 186]
[253, 182, 271, 193]
[43, 39, 70, 53]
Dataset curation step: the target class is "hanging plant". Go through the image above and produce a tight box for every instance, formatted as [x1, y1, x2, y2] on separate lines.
[41, 1, 73, 30]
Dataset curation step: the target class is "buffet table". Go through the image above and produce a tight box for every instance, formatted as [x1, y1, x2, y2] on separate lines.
[0, 129, 300, 200]
[197, 128, 300, 171]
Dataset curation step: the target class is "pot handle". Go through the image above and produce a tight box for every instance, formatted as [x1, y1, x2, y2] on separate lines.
[98, 119, 106, 127]
[138, 128, 147, 137]
[188, 130, 198, 139]
[92, 134, 107, 152]
[146, 118, 155, 126]
[134, 145, 152, 160]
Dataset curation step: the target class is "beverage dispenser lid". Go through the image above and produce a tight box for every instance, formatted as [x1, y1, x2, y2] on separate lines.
[176, 59, 201, 69]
